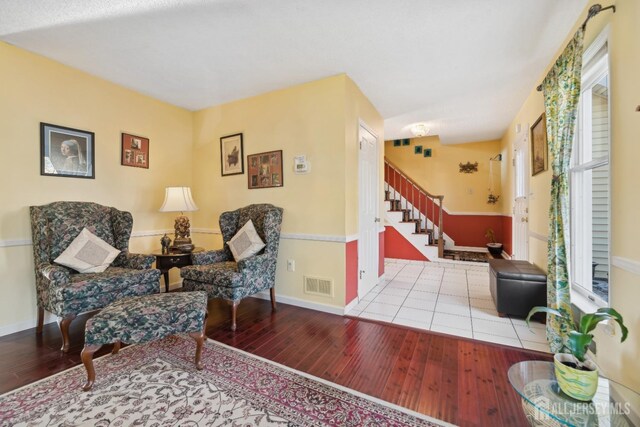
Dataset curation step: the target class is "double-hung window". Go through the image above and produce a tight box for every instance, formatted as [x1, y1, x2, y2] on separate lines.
[570, 28, 611, 305]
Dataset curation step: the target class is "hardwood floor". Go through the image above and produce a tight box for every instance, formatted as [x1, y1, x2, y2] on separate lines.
[0, 297, 550, 426]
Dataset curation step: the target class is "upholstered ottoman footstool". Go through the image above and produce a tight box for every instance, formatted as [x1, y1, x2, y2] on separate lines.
[489, 259, 547, 318]
[80, 291, 208, 391]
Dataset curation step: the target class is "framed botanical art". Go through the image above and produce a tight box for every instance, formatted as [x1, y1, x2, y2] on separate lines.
[121, 133, 150, 169]
[531, 113, 548, 176]
[247, 150, 283, 189]
[40, 122, 95, 179]
[220, 133, 244, 176]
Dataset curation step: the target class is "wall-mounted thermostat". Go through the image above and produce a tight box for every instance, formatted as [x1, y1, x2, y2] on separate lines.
[294, 155, 310, 174]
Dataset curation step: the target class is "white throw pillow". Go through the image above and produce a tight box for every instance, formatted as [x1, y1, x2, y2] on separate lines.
[228, 220, 265, 262]
[54, 228, 121, 273]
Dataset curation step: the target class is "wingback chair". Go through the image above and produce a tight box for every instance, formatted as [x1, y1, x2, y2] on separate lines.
[181, 204, 283, 331]
[30, 201, 161, 352]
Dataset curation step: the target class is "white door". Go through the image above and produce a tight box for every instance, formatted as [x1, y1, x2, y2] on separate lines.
[513, 124, 530, 260]
[358, 122, 379, 298]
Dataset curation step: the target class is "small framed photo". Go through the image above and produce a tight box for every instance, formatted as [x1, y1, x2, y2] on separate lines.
[247, 150, 283, 189]
[414, 145, 423, 155]
[393, 140, 401, 147]
[121, 133, 149, 169]
[531, 114, 548, 176]
[220, 133, 244, 176]
[424, 148, 432, 158]
[40, 123, 95, 179]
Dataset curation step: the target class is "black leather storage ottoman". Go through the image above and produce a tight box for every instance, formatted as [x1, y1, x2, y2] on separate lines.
[488, 259, 547, 318]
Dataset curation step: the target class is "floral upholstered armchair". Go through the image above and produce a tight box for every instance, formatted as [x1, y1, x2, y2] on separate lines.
[181, 204, 283, 331]
[30, 202, 161, 352]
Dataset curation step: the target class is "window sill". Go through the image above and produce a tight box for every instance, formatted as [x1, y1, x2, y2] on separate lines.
[571, 290, 602, 314]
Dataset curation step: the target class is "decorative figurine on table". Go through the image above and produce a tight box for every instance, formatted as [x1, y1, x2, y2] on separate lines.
[160, 233, 172, 254]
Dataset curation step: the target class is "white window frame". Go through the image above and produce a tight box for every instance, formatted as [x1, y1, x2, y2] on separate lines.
[570, 26, 611, 308]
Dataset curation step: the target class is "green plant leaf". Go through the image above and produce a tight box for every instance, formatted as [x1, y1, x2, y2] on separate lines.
[592, 308, 629, 342]
[526, 306, 572, 329]
[566, 331, 592, 362]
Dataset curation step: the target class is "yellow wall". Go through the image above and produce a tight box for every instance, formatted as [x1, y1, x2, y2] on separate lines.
[384, 137, 503, 213]
[0, 41, 384, 332]
[344, 77, 385, 235]
[0, 41, 194, 331]
[191, 74, 383, 309]
[500, 0, 640, 390]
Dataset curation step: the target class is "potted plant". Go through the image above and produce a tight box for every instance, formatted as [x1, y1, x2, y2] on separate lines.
[484, 228, 503, 256]
[526, 306, 628, 401]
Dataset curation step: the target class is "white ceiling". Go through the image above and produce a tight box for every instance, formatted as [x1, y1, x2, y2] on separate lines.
[0, 0, 586, 144]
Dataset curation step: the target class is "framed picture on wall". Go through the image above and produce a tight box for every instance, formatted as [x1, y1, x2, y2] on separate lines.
[40, 122, 95, 179]
[121, 133, 150, 169]
[531, 113, 548, 176]
[220, 133, 244, 176]
[247, 150, 283, 189]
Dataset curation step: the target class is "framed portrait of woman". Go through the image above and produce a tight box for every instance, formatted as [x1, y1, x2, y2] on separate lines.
[40, 123, 95, 179]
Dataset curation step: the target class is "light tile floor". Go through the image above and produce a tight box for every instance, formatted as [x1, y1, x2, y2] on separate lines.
[346, 258, 550, 353]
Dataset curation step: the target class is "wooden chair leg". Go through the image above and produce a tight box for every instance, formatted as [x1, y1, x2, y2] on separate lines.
[57, 314, 76, 352]
[188, 312, 207, 370]
[80, 344, 102, 391]
[270, 288, 277, 311]
[36, 307, 45, 334]
[112, 341, 121, 355]
[230, 300, 240, 331]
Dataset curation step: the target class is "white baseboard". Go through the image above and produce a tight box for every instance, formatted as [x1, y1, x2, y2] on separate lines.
[0, 312, 56, 337]
[344, 298, 359, 314]
[501, 251, 512, 260]
[253, 292, 345, 316]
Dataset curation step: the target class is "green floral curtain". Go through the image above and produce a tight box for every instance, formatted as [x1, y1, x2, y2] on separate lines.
[541, 27, 585, 353]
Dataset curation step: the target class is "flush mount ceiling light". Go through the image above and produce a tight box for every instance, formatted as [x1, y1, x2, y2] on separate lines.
[410, 123, 429, 137]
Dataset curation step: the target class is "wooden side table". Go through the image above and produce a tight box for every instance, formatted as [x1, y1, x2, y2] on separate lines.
[153, 248, 203, 292]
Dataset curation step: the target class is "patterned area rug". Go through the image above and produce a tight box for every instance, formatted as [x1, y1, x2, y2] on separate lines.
[0, 336, 451, 426]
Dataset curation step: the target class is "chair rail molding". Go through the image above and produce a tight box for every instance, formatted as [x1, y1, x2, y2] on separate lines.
[528, 231, 548, 242]
[0, 238, 32, 248]
[612, 256, 640, 276]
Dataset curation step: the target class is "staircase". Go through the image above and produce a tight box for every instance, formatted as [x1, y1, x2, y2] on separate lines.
[384, 158, 448, 259]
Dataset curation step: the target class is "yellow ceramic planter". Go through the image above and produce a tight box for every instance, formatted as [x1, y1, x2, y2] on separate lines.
[554, 353, 599, 401]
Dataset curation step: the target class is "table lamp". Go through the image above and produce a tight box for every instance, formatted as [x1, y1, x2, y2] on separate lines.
[159, 187, 199, 252]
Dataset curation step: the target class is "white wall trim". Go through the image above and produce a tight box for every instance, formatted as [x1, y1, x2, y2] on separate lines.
[344, 298, 359, 314]
[612, 256, 640, 276]
[345, 234, 359, 243]
[0, 229, 372, 248]
[131, 229, 173, 237]
[501, 251, 512, 260]
[191, 228, 221, 235]
[0, 313, 56, 338]
[529, 231, 548, 242]
[192, 228, 356, 243]
[253, 292, 345, 316]
[0, 238, 32, 247]
[0, 229, 175, 248]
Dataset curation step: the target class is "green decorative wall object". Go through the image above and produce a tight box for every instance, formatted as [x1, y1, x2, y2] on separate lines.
[414, 145, 423, 154]
[393, 139, 401, 147]
[402, 139, 410, 146]
[424, 148, 432, 157]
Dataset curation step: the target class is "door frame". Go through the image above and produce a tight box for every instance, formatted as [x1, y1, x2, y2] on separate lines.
[512, 123, 530, 261]
[357, 119, 380, 298]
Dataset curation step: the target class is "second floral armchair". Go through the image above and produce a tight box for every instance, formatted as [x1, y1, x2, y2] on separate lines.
[180, 204, 283, 331]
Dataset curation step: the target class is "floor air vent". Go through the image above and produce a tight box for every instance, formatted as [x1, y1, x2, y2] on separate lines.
[304, 276, 334, 297]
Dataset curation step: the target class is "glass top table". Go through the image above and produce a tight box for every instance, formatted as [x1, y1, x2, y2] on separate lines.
[508, 361, 640, 427]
